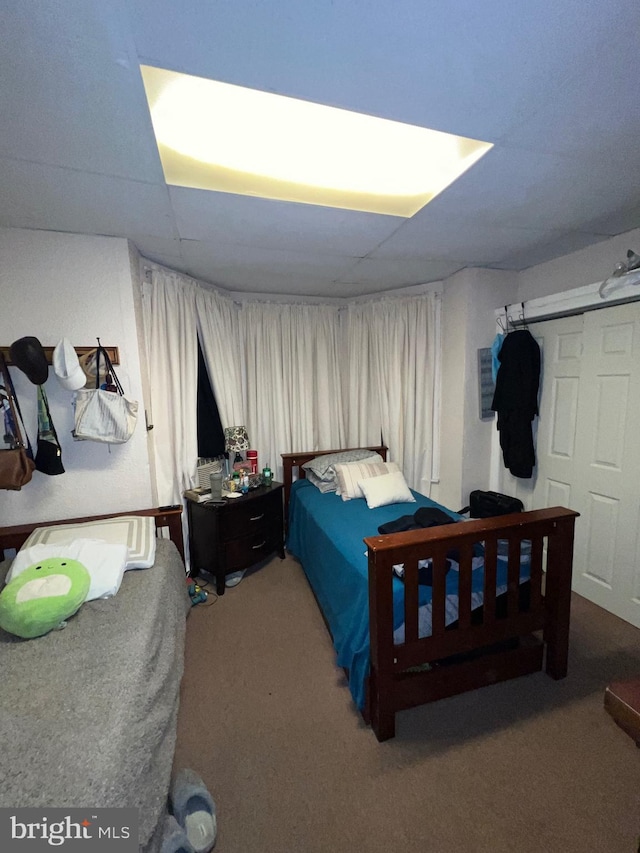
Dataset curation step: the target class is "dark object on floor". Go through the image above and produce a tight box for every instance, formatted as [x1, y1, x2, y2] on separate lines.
[187, 581, 208, 606]
[604, 678, 640, 746]
[458, 490, 524, 518]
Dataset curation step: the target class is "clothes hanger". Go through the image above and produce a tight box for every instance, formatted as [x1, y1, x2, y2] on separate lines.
[519, 302, 528, 330]
[503, 306, 516, 332]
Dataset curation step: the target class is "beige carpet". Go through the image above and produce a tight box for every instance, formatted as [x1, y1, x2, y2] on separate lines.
[174, 554, 640, 853]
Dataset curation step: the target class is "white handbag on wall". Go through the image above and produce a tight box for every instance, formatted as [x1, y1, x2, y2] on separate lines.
[73, 342, 138, 444]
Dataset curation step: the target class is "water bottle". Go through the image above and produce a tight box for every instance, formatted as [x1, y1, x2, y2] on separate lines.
[247, 449, 258, 474]
[210, 471, 223, 500]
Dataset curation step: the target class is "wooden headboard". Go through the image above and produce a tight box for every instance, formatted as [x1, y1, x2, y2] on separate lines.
[0, 505, 184, 564]
[280, 446, 388, 524]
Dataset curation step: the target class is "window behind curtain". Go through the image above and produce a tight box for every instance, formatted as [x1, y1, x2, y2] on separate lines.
[197, 338, 225, 458]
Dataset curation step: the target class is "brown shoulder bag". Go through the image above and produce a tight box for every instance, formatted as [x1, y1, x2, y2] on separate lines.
[0, 352, 36, 490]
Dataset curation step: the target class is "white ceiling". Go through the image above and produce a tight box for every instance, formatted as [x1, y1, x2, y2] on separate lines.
[2, 0, 640, 298]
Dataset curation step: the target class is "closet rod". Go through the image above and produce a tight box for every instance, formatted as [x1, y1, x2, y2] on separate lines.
[499, 283, 640, 330]
[0, 345, 119, 367]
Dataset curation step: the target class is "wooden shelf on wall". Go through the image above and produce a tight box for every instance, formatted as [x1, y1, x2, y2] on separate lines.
[0, 345, 120, 366]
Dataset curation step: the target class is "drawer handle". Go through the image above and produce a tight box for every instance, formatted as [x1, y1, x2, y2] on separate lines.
[252, 540, 266, 550]
[249, 513, 265, 522]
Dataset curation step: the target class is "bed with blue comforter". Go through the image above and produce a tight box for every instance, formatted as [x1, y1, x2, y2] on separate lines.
[282, 447, 579, 741]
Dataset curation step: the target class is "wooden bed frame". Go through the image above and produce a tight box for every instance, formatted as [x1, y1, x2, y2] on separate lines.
[282, 447, 579, 741]
[0, 505, 185, 564]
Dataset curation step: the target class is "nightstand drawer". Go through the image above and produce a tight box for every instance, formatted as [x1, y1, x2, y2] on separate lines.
[220, 489, 281, 540]
[223, 530, 282, 570]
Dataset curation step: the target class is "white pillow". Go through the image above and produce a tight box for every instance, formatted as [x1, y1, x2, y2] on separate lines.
[359, 470, 416, 509]
[7, 539, 128, 601]
[302, 449, 383, 482]
[21, 515, 157, 569]
[334, 460, 400, 501]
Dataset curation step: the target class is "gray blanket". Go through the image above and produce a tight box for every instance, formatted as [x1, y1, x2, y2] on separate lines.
[0, 539, 190, 852]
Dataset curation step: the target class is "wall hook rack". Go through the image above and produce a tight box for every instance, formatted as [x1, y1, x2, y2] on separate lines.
[0, 345, 120, 367]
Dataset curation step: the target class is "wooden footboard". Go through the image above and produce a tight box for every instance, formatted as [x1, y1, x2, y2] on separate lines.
[364, 507, 578, 740]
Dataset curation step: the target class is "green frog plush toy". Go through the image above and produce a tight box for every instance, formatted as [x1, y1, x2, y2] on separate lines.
[0, 557, 90, 639]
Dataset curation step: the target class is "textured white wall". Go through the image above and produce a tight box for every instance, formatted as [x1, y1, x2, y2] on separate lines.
[435, 268, 515, 509]
[460, 269, 515, 504]
[0, 228, 153, 526]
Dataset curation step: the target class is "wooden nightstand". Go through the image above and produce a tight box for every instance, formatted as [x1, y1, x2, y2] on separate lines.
[186, 482, 285, 594]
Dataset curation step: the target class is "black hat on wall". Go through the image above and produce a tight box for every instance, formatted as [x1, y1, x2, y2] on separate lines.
[9, 336, 49, 385]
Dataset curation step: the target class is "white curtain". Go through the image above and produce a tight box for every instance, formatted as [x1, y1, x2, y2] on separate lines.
[141, 268, 199, 505]
[344, 293, 439, 494]
[241, 301, 346, 480]
[194, 286, 245, 428]
[140, 259, 441, 500]
[340, 303, 383, 449]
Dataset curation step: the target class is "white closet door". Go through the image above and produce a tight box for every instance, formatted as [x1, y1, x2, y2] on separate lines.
[529, 314, 584, 512]
[497, 304, 640, 628]
[496, 315, 584, 513]
[570, 303, 640, 627]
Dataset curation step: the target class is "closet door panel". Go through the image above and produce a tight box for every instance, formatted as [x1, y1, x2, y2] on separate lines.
[572, 304, 640, 627]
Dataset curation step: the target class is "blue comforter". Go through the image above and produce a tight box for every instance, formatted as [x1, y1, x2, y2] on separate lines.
[286, 479, 467, 710]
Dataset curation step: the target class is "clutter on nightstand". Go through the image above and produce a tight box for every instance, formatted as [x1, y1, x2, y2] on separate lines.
[184, 486, 212, 503]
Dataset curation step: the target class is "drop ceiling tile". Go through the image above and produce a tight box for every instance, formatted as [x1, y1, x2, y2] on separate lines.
[579, 204, 640, 239]
[139, 252, 187, 272]
[0, 6, 163, 183]
[0, 157, 176, 239]
[501, 31, 640, 163]
[228, 270, 356, 298]
[404, 146, 638, 235]
[132, 235, 184, 263]
[169, 187, 401, 255]
[490, 230, 612, 272]
[179, 238, 357, 293]
[338, 257, 462, 288]
[371, 208, 559, 266]
[4, 1, 134, 51]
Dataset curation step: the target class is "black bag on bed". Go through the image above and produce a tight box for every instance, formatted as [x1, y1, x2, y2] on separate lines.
[458, 490, 523, 518]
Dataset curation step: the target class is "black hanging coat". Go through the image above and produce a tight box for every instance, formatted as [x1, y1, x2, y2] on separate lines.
[490, 329, 540, 478]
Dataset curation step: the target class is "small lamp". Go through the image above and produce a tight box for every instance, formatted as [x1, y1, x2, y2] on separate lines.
[224, 425, 250, 471]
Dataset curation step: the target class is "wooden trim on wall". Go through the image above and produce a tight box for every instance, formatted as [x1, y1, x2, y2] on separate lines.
[0, 345, 120, 366]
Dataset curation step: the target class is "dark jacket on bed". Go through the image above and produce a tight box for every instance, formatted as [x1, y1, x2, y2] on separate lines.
[491, 329, 541, 479]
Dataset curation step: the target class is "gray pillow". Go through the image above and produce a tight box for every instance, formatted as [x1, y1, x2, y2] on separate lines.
[304, 469, 338, 493]
[302, 449, 382, 482]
